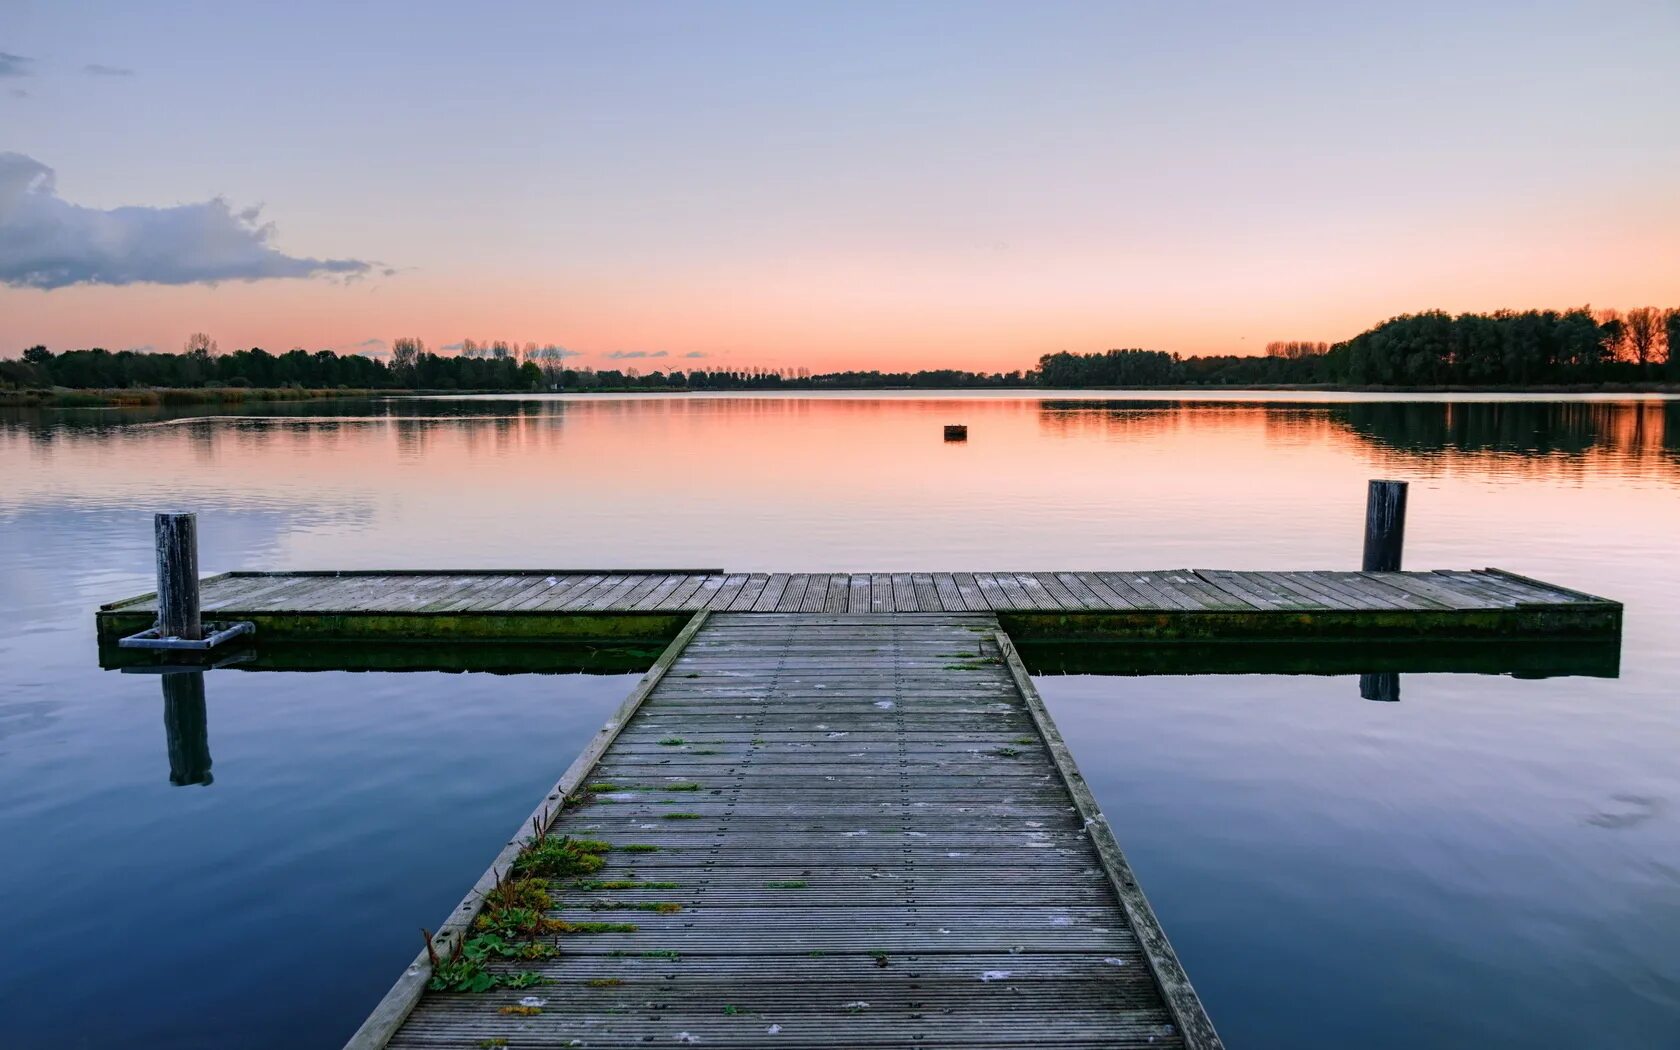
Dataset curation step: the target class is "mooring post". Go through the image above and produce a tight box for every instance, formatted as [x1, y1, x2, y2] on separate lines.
[154, 511, 202, 641]
[1361, 480, 1407, 572]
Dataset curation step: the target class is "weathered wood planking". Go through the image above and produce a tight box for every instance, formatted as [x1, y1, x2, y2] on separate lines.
[98, 568, 1621, 644]
[361, 611, 1219, 1050]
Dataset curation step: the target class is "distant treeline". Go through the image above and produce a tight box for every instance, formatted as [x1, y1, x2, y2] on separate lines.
[1333, 307, 1677, 385]
[1039, 309, 1677, 387]
[4, 308, 1677, 394]
[0, 337, 1031, 393]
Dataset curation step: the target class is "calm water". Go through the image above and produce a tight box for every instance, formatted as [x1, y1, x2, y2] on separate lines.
[2, 393, 1677, 1048]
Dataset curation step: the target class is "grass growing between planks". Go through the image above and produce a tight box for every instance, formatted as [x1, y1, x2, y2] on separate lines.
[425, 815, 677, 997]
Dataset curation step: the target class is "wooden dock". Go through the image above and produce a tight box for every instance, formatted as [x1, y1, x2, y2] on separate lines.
[92, 559, 1620, 1048]
[349, 611, 1220, 1049]
[97, 567, 1621, 645]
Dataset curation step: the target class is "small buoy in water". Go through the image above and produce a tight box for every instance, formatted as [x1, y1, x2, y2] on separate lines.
[943, 424, 968, 441]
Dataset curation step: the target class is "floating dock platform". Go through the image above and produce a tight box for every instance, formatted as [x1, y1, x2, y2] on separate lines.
[97, 567, 1621, 645]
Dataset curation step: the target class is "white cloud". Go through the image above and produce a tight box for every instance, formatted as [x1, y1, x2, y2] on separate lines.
[0, 52, 30, 78]
[606, 350, 669, 360]
[0, 152, 375, 289]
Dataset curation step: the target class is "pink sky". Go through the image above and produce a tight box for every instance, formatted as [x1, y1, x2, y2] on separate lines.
[4, 3, 1677, 371]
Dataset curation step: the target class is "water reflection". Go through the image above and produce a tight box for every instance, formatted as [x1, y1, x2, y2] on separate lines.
[103, 633, 1619, 784]
[1036, 398, 1680, 478]
[1359, 672, 1401, 703]
[161, 670, 213, 786]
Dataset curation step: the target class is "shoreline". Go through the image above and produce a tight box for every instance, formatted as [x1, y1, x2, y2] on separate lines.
[4, 380, 1679, 409]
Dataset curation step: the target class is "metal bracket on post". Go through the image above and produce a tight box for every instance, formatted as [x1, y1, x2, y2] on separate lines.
[119, 512, 255, 651]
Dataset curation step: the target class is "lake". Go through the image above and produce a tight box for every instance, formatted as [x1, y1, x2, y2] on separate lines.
[2, 392, 1677, 1048]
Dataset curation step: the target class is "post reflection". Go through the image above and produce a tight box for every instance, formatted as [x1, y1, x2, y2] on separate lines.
[161, 670, 213, 786]
[1359, 672, 1401, 703]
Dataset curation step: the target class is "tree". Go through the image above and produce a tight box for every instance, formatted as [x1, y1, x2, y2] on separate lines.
[533, 345, 571, 388]
[1595, 309, 1627, 363]
[1625, 307, 1663, 370]
[183, 332, 218, 357]
[390, 337, 423, 385]
[1666, 309, 1680, 378]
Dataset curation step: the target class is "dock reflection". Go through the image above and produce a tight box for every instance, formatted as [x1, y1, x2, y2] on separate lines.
[105, 631, 1620, 782]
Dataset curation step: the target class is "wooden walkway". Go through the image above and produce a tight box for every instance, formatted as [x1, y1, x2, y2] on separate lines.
[350, 612, 1219, 1049]
[98, 567, 1621, 644]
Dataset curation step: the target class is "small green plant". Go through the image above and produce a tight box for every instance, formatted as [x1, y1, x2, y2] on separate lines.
[992, 746, 1023, 759]
[587, 781, 619, 792]
[474, 874, 563, 938]
[477, 1039, 508, 1049]
[1012, 736, 1036, 745]
[587, 977, 623, 987]
[503, 971, 546, 989]
[475, 906, 552, 938]
[765, 880, 808, 889]
[658, 737, 686, 746]
[428, 955, 496, 993]
[723, 1005, 740, 1016]
[663, 812, 701, 820]
[513, 834, 610, 879]
[619, 843, 660, 853]
[665, 782, 701, 791]
[460, 934, 558, 964]
[578, 879, 680, 891]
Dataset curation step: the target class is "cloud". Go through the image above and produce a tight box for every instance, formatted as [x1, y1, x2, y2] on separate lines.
[0, 152, 376, 289]
[682, 351, 708, 359]
[440, 341, 465, 352]
[7, 87, 25, 99]
[84, 63, 135, 77]
[605, 350, 669, 360]
[0, 52, 30, 78]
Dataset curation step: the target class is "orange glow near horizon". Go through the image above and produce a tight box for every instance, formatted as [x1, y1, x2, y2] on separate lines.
[6, 194, 1679, 373]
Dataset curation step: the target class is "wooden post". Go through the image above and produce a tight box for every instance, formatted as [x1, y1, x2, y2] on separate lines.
[1361, 480, 1407, 572]
[162, 671, 213, 786]
[154, 512, 202, 641]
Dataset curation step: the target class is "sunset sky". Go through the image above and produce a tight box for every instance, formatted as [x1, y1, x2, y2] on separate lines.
[3, 1, 1677, 372]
